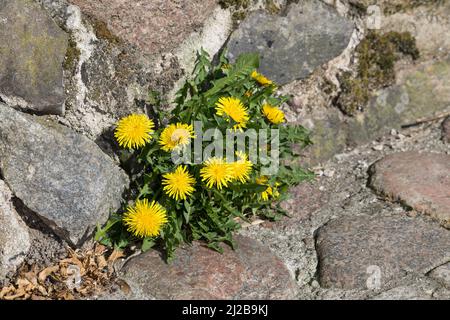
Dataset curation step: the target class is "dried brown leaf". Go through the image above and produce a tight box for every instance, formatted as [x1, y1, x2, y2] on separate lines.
[0, 286, 15, 299]
[37, 285, 48, 296]
[94, 244, 107, 255]
[107, 249, 125, 263]
[4, 287, 27, 300]
[96, 255, 108, 269]
[23, 270, 38, 286]
[1, 243, 119, 300]
[38, 265, 60, 284]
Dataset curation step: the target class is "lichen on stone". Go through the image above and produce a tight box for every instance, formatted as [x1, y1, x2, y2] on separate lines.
[336, 31, 419, 115]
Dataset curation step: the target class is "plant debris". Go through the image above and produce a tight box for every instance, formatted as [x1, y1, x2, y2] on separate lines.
[0, 244, 125, 300]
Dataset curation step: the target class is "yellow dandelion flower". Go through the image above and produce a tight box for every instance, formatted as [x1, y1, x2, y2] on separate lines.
[114, 114, 155, 149]
[261, 186, 274, 201]
[256, 176, 279, 201]
[159, 123, 195, 152]
[200, 157, 233, 190]
[123, 199, 168, 238]
[215, 97, 249, 130]
[229, 151, 253, 183]
[251, 70, 273, 86]
[262, 104, 285, 124]
[255, 176, 268, 185]
[162, 166, 196, 201]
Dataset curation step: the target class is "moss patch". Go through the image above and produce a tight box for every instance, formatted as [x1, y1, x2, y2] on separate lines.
[336, 31, 419, 115]
[63, 36, 81, 72]
[88, 16, 121, 44]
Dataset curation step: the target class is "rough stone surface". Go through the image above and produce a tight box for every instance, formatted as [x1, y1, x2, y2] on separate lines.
[278, 1, 450, 167]
[443, 117, 450, 143]
[0, 180, 30, 280]
[371, 283, 435, 300]
[300, 106, 348, 165]
[227, 0, 354, 85]
[67, 0, 218, 55]
[277, 182, 330, 228]
[429, 263, 450, 288]
[45, 2, 166, 140]
[291, 57, 450, 165]
[120, 235, 296, 299]
[316, 215, 450, 290]
[0, 104, 129, 246]
[34, 0, 231, 141]
[381, 1, 450, 60]
[369, 152, 450, 228]
[0, 0, 68, 114]
[347, 58, 450, 146]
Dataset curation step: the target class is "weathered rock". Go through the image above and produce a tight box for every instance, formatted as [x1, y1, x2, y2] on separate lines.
[62, 0, 232, 95]
[67, 0, 219, 55]
[369, 152, 450, 228]
[227, 0, 354, 84]
[34, 1, 161, 140]
[297, 57, 450, 165]
[381, 1, 450, 60]
[301, 106, 348, 165]
[0, 180, 30, 280]
[347, 58, 450, 146]
[36, 0, 231, 139]
[442, 117, 450, 143]
[276, 181, 329, 229]
[0, 0, 68, 114]
[120, 235, 296, 299]
[316, 215, 450, 290]
[0, 104, 129, 246]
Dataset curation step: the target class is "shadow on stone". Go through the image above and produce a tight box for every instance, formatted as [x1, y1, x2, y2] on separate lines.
[11, 196, 65, 246]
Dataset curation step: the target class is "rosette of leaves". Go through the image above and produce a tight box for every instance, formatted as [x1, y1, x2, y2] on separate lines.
[96, 49, 313, 261]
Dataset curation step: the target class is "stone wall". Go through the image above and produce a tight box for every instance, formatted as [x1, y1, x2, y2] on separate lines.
[0, 0, 449, 291]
